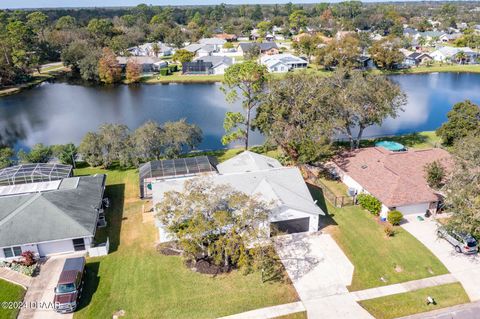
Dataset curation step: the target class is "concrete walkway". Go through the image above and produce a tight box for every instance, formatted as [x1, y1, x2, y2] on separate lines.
[275, 232, 374, 319]
[351, 273, 458, 301]
[217, 302, 305, 319]
[0, 267, 32, 288]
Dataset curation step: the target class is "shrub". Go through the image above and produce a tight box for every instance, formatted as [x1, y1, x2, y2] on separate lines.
[159, 68, 171, 76]
[168, 64, 178, 73]
[387, 210, 404, 226]
[21, 251, 36, 266]
[357, 193, 382, 215]
[384, 224, 395, 237]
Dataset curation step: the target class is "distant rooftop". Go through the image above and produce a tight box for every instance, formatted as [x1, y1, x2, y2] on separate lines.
[0, 163, 73, 187]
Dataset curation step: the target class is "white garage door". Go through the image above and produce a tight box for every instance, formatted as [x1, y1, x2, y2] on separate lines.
[397, 202, 430, 215]
[37, 240, 74, 257]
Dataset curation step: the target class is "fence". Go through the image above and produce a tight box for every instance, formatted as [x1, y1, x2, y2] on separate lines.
[88, 237, 110, 257]
[315, 179, 355, 208]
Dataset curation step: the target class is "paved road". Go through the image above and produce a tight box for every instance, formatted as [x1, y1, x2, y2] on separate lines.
[397, 301, 480, 319]
[401, 215, 480, 301]
[275, 232, 374, 319]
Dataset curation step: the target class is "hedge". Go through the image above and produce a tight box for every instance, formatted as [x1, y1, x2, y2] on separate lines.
[168, 64, 178, 73]
[159, 68, 171, 76]
[357, 193, 382, 215]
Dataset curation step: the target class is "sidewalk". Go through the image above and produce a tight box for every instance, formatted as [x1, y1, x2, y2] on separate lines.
[217, 302, 305, 319]
[351, 273, 458, 301]
[0, 267, 32, 288]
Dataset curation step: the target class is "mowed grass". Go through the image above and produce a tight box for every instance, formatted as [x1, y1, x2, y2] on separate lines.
[0, 279, 26, 319]
[274, 311, 308, 319]
[73, 167, 298, 319]
[359, 283, 469, 319]
[320, 204, 448, 291]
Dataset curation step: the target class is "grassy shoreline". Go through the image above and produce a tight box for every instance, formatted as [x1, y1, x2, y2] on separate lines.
[2, 64, 479, 95]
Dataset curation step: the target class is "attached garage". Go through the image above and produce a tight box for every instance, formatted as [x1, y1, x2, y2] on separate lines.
[271, 217, 310, 235]
[38, 239, 75, 257]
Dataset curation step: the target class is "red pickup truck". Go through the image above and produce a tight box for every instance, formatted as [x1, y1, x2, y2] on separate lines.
[54, 257, 86, 313]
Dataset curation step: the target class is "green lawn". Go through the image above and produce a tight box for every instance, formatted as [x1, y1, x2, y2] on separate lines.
[274, 311, 308, 319]
[359, 283, 470, 319]
[317, 204, 448, 291]
[317, 177, 349, 197]
[73, 167, 298, 319]
[142, 72, 225, 84]
[0, 279, 26, 319]
[373, 63, 480, 75]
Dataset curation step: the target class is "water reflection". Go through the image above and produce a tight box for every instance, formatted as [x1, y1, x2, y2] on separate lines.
[0, 73, 479, 150]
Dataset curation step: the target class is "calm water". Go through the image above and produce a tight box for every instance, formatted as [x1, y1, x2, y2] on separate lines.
[1, 73, 480, 150]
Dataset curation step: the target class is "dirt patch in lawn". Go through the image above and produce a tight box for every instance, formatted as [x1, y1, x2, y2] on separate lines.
[187, 259, 231, 275]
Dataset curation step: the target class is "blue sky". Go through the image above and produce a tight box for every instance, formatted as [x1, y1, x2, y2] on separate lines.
[1, 0, 433, 10]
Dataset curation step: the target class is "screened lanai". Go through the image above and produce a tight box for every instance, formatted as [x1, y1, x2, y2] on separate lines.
[0, 163, 73, 186]
[139, 156, 217, 198]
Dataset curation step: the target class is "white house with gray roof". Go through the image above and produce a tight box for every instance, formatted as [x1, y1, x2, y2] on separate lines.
[0, 174, 106, 261]
[260, 54, 308, 73]
[152, 151, 324, 242]
[193, 55, 234, 74]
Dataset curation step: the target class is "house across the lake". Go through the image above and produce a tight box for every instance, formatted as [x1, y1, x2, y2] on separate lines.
[150, 151, 324, 242]
[404, 52, 433, 66]
[116, 56, 168, 72]
[192, 56, 234, 74]
[260, 54, 308, 73]
[330, 147, 452, 217]
[238, 42, 279, 56]
[0, 165, 107, 261]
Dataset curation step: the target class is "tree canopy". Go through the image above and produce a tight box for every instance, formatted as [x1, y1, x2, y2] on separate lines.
[156, 179, 273, 272]
[255, 73, 334, 164]
[436, 100, 480, 146]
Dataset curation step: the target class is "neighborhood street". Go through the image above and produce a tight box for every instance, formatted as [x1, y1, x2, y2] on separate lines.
[401, 215, 480, 301]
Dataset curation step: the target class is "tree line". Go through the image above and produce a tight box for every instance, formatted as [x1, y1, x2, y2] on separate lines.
[2, 2, 479, 87]
[0, 119, 202, 169]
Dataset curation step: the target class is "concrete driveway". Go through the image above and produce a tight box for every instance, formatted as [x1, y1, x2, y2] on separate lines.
[275, 232, 373, 319]
[18, 254, 85, 319]
[401, 215, 480, 301]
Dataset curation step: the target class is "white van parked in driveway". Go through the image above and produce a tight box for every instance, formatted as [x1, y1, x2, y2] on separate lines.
[437, 227, 479, 254]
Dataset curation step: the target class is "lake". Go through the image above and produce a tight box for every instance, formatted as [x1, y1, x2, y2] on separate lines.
[1, 72, 480, 151]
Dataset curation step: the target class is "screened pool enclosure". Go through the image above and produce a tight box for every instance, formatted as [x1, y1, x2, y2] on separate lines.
[0, 163, 73, 186]
[139, 156, 217, 198]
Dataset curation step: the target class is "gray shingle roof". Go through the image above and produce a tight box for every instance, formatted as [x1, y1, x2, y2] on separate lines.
[239, 42, 278, 52]
[0, 174, 106, 247]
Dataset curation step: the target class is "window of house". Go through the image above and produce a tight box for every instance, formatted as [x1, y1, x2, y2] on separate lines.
[3, 246, 22, 258]
[72, 238, 86, 251]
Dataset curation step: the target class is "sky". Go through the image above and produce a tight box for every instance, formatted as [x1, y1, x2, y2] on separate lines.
[0, 0, 441, 10]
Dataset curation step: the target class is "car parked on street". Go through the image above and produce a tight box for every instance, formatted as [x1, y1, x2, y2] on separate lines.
[437, 227, 478, 254]
[53, 257, 86, 313]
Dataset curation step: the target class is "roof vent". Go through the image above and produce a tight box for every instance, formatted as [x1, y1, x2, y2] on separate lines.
[361, 164, 368, 169]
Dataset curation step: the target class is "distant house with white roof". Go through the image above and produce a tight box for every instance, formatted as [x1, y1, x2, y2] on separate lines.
[151, 151, 324, 242]
[199, 38, 226, 52]
[430, 46, 478, 64]
[127, 42, 174, 57]
[260, 54, 308, 73]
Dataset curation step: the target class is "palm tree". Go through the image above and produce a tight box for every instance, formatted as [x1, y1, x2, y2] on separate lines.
[151, 42, 160, 57]
[456, 51, 467, 64]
